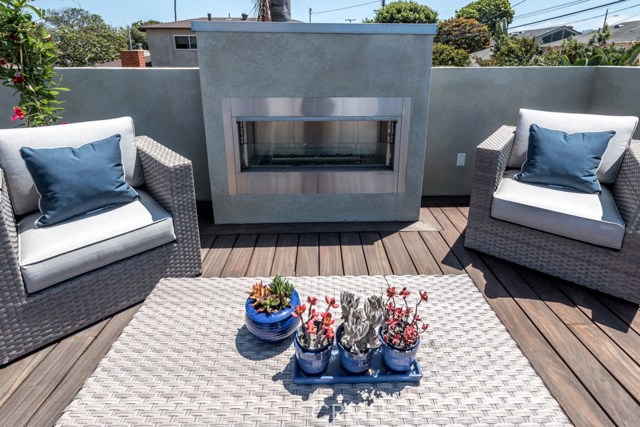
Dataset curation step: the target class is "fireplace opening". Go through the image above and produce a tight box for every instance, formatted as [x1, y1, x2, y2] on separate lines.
[237, 119, 396, 171]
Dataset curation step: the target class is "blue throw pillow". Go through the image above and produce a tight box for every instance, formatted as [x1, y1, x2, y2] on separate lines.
[514, 124, 615, 193]
[20, 134, 139, 227]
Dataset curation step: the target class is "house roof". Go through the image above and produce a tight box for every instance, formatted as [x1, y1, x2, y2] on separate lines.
[510, 26, 581, 40]
[545, 20, 640, 47]
[140, 16, 302, 31]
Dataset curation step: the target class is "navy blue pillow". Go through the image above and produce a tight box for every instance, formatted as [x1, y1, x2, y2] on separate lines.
[20, 134, 139, 227]
[514, 124, 615, 193]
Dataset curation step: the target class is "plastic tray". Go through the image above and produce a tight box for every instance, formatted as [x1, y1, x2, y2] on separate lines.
[293, 346, 422, 385]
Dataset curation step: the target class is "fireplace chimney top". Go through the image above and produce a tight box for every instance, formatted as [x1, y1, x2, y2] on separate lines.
[207, 13, 211, 21]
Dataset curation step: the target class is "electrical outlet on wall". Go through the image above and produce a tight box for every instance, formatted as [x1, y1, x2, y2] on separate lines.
[456, 153, 466, 167]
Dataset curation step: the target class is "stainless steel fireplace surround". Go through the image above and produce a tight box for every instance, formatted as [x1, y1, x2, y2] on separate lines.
[223, 97, 411, 195]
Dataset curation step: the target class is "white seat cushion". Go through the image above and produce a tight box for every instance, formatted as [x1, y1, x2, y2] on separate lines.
[0, 116, 144, 215]
[508, 109, 639, 183]
[19, 191, 176, 293]
[491, 170, 626, 249]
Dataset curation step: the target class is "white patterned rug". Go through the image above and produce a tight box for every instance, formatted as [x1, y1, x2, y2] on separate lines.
[56, 275, 571, 426]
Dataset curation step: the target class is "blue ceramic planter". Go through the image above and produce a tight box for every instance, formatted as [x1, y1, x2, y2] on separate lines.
[294, 330, 333, 375]
[378, 326, 420, 372]
[245, 289, 300, 343]
[336, 324, 376, 374]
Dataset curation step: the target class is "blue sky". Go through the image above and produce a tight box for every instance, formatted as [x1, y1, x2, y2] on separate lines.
[31, 1, 640, 30]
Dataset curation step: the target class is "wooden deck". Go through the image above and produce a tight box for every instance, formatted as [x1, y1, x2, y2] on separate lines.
[1, 201, 639, 426]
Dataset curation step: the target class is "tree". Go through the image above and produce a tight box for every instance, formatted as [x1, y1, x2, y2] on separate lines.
[436, 17, 491, 53]
[432, 43, 471, 66]
[542, 26, 632, 66]
[44, 7, 127, 66]
[455, 0, 514, 34]
[0, 0, 67, 126]
[252, 0, 292, 22]
[126, 20, 159, 50]
[478, 35, 541, 66]
[364, 1, 438, 24]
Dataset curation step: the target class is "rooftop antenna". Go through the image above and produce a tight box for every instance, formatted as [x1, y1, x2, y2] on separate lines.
[345, 18, 356, 23]
[309, 7, 312, 23]
[174, 0, 177, 21]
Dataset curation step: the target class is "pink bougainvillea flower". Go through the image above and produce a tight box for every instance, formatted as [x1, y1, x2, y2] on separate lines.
[11, 107, 25, 121]
[386, 287, 397, 298]
[12, 73, 24, 84]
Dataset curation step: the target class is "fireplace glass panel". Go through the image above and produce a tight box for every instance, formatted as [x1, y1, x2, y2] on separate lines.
[238, 119, 396, 171]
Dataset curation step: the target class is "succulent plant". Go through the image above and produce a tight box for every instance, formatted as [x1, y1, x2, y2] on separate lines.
[247, 275, 295, 314]
[339, 292, 385, 354]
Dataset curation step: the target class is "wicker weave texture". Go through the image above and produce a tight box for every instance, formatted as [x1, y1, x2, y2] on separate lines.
[56, 276, 570, 427]
[0, 136, 202, 365]
[465, 126, 640, 304]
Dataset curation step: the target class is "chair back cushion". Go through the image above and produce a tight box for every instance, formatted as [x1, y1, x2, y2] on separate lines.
[0, 117, 144, 215]
[508, 109, 638, 183]
[20, 135, 139, 227]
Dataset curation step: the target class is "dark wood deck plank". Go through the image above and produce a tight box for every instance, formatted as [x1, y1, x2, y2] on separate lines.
[419, 231, 465, 275]
[482, 255, 640, 427]
[0, 321, 108, 427]
[433, 208, 616, 427]
[271, 234, 298, 277]
[25, 305, 140, 427]
[201, 234, 237, 278]
[245, 234, 278, 278]
[399, 232, 442, 275]
[340, 233, 369, 276]
[296, 233, 320, 277]
[599, 293, 640, 335]
[319, 233, 343, 276]
[0, 345, 54, 407]
[380, 232, 418, 275]
[519, 269, 640, 401]
[220, 234, 258, 277]
[360, 232, 393, 276]
[440, 207, 468, 235]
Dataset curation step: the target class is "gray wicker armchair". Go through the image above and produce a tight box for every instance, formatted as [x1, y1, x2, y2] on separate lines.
[0, 127, 202, 365]
[465, 125, 640, 304]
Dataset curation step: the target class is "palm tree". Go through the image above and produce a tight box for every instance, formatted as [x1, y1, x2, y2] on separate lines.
[252, 0, 291, 22]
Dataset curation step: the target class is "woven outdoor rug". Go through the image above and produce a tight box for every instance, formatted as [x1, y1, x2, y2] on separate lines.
[56, 275, 571, 426]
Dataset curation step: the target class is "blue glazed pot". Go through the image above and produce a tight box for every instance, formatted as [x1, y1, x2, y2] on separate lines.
[378, 326, 420, 372]
[245, 289, 300, 343]
[336, 324, 376, 374]
[294, 329, 333, 375]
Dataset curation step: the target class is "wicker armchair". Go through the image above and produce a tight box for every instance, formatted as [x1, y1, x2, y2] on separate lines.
[465, 125, 640, 304]
[0, 135, 202, 365]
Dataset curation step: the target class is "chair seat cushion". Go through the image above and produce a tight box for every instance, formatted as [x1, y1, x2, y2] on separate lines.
[491, 170, 626, 249]
[18, 190, 176, 293]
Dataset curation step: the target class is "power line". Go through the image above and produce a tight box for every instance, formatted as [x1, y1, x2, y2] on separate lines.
[511, 0, 631, 29]
[513, 0, 594, 21]
[312, 1, 379, 16]
[563, 2, 640, 26]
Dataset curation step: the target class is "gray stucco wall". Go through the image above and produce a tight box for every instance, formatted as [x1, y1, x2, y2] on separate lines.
[1, 66, 639, 203]
[195, 26, 434, 224]
[0, 68, 210, 201]
[146, 29, 199, 67]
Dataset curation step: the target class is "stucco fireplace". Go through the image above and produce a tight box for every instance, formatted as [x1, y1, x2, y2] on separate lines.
[194, 22, 436, 224]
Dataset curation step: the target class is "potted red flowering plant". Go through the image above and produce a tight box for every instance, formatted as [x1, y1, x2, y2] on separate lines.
[292, 295, 339, 375]
[378, 286, 429, 372]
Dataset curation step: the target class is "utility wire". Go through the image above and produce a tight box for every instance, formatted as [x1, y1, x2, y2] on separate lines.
[312, 1, 379, 16]
[511, 0, 631, 29]
[563, 2, 640, 26]
[513, 0, 594, 21]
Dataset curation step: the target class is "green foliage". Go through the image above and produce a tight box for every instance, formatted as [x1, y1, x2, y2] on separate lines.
[479, 35, 542, 66]
[44, 7, 127, 66]
[125, 20, 159, 50]
[436, 17, 491, 53]
[455, 0, 514, 34]
[541, 26, 633, 66]
[433, 42, 471, 66]
[364, 0, 438, 24]
[0, 0, 67, 126]
[247, 275, 294, 314]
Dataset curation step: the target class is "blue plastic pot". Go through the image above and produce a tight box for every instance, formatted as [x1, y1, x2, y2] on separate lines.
[294, 328, 333, 375]
[377, 326, 420, 372]
[245, 289, 300, 343]
[336, 324, 376, 374]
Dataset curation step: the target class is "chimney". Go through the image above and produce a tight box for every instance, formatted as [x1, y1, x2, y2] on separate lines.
[120, 50, 146, 68]
[207, 13, 211, 21]
[242, 13, 249, 21]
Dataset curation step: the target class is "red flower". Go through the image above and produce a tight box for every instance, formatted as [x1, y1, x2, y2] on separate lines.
[321, 312, 334, 327]
[399, 287, 410, 299]
[325, 328, 335, 340]
[325, 296, 339, 309]
[422, 323, 429, 331]
[307, 296, 317, 306]
[306, 319, 317, 335]
[292, 304, 306, 318]
[12, 73, 24, 84]
[0, 58, 6, 66]
[8, 33, 19, 42]
[386, 287, 397, 298]
[420, 291, 429, 302]
[11, 107, 25, 122]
